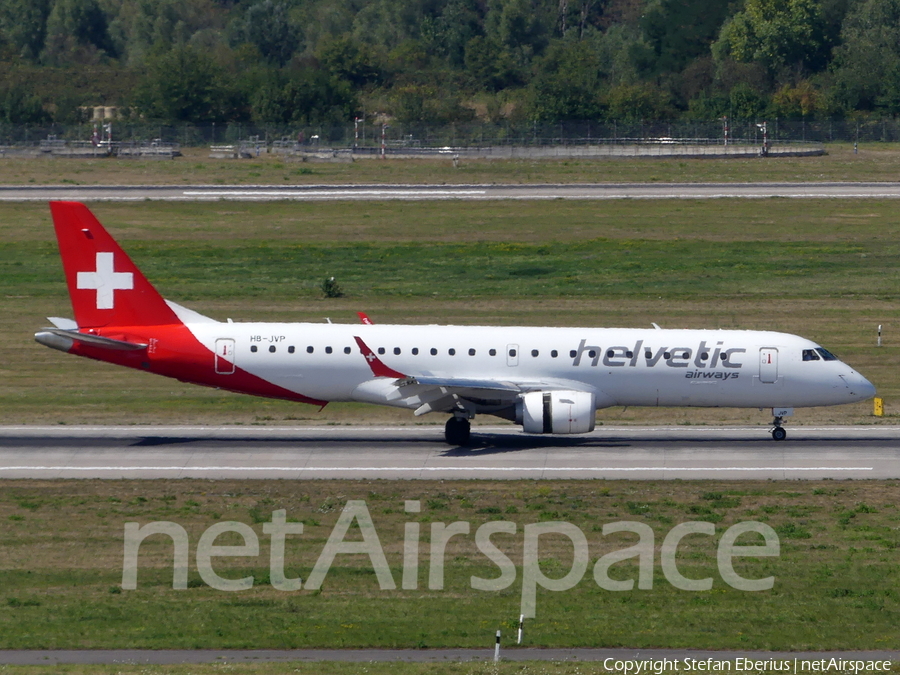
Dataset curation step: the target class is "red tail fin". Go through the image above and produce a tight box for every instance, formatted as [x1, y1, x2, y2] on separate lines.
[49, 202, 180, 328]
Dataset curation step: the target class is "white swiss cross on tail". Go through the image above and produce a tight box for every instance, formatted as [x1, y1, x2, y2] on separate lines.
[76, 252, 134, 309]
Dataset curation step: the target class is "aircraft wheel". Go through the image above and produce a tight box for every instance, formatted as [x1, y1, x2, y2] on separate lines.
[771, 427, 787, 441]
[445, 417, 471, 446]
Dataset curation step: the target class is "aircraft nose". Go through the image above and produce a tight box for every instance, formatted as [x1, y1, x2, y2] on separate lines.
[840, 370, 876, 401]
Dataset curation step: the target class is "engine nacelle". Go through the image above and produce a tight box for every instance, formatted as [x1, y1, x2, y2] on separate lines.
[516, 390, 596, 434]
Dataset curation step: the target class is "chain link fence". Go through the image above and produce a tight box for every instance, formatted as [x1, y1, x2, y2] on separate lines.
[0, 119, 896, 150]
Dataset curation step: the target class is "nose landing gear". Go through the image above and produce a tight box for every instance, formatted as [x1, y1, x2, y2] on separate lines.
[769, 407, 793, 441]
[771, 419, 787, 441]
[445, 416, 471, 446]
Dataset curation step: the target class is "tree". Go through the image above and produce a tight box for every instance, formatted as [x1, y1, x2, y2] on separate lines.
[232, 0, 300, 67]
[252, 70, 357, 125]
[105, 0, 226, 66]
[528, 38, 605, 120]
[464, 36, 519, 91]
[605, 82, 673, 121]
[41, 0, 117, 65]
[0, 75, 49, 123]
[771, 80, 820, 118]
[728, 82, 767, 119]
[390, 83, 475, 124]
[485, 0, 553, 68]
[830, 0, 900, 113]
[715, 0, 822, 75]
[0, 0, 52, 61]
[419, 0, 484, 67]
[134, 45, 243, 122]
[317, 34, 381, 86]
[640, 0, 730, 75]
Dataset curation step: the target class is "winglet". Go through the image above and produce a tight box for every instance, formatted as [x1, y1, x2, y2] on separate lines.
[354, 336, 407, 378]
[357, 312, 374, 325]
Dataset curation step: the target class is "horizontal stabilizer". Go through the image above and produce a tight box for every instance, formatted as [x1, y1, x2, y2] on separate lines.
[47, 317, 78, 330]
[36, 328, 147, 351]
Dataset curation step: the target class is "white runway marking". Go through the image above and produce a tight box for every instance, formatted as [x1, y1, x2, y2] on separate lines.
[182, 189, 487, 197]
[0, 466, 873, 472]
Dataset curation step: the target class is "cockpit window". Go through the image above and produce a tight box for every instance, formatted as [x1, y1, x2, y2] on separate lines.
[815, 348, 838, 361]
[802, 349, 820, 361]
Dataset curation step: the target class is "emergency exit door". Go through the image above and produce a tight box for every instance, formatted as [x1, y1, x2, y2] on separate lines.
[507, 344, 519, 367]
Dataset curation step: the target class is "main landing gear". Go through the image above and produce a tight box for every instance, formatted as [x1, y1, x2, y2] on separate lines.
[445, 416, 471, 446]
[771, 416, 787, 441]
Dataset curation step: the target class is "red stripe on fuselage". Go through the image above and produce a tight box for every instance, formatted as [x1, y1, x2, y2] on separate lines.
[67, 323, 328, 407]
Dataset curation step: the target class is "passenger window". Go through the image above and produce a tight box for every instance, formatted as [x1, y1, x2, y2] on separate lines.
[606, 350, 615, 358]
[570, 350, 577, 358]
[394, 347, 401, 355]
[588, 350, 596, 358]
[490, 349, 497, 356]
[509, 348, 517, 357]
[378, 347, 385, 355]
[551, 350, 558, 358]
[645, 350, 652, 359]
[269, 345, 276, 353]
[449, 348, 456, 355]
[700, 352, 708, 360]
[664, 352, 671, 359]
[468, 348, 476, 356]
[531, 349, 539, 357]
[430, 348, 437, 356]
[344, 347, 351, 354]
[625, 351, 633, 358]
[250, 345, 257, 353]
[288, 346, 295, 354]
[325, 346, 333, 354]
[412, 348, 419, 355]
[307, 346, 314, 354]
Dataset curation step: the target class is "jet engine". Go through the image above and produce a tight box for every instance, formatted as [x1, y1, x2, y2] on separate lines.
[516, 391, 596, 434]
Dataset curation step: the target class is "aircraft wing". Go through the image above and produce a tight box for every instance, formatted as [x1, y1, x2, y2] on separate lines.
[352, 335, 598, 415]
[404, 376, 522, 392]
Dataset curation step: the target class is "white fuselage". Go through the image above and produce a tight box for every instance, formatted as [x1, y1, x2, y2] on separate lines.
[187, 322, 874, 411]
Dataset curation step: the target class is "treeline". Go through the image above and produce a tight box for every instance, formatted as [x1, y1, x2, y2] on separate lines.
[1, 0, 898, 126]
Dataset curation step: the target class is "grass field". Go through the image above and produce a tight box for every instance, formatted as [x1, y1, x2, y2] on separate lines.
[1, 161, 899, 671]
[0, 664, 895, 675]
[1, 143, 900, 186]
[0, 198, 896, 425]
[0, 479, 897, 651]
[12, 665, 899, 675]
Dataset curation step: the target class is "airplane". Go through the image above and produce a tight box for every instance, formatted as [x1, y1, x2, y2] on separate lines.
[35, 202, 876, 445]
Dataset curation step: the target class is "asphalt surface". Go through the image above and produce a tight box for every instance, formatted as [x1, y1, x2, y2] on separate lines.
[5, 182, 900, 201]
[1, 648, 898, 664]
[1, 425, 898, 480]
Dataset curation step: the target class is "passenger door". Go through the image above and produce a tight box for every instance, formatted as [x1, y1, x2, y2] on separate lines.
[759, 348, 778, 383]
[215, 338, 236, 375]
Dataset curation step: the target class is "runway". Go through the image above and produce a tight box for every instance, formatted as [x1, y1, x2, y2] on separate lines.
[1, 425, 898, 480]
[5, 182, 900, 201]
